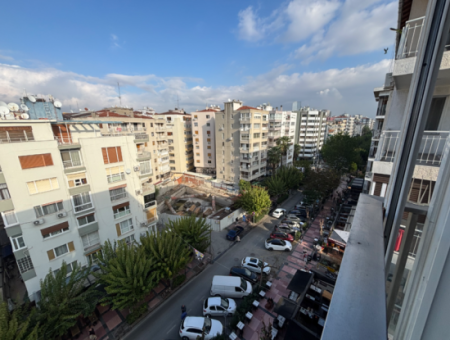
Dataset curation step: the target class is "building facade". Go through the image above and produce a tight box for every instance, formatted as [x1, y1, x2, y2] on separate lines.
[294, 107, 329, 159]
[0, 119, 156, 302]
[191, 106, 220, 175]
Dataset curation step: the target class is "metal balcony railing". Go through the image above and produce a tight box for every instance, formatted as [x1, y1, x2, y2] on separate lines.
[378, 131, 449, 166]
[397, 17, 425, 59]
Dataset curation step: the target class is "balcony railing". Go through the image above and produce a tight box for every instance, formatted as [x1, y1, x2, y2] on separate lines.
[397, 17, 425, 59]
[137, 151, 151, 159]
[54, 136, 73, 144]
[114, 209, 131, 220]
[377, 131, 449, 166]
[63, 159, 83, 168]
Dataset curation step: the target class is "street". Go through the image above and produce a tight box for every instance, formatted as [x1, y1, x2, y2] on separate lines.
[124, 190, 303, 340]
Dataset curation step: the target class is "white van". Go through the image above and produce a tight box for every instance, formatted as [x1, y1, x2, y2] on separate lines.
[210, 276, 252, 298]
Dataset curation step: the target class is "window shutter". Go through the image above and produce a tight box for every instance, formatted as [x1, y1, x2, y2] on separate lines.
[68, 241, 75, 252]
[36, 179, 52, 192]
[47, 250, 55, 261]
[102, 148, 109, 164]
[43, 154, 53, 166]
[19, 155, 47, 169]
[116, 223, 121, 236]
[41, 222, 69, 236]
[27, 182, 37, 194]
[107, 147, 119, 163]
[117, 147, 123, 162]
[112, 202, 130, 210]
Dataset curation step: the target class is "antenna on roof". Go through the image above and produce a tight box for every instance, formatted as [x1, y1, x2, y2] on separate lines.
[118, 82, 122, 106]
[177, 94, 179, 109]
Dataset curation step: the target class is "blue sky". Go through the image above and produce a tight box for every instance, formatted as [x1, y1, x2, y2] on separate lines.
[0, 0, 397, 116]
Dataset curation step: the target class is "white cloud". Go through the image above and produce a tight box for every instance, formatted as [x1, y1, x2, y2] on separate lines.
[0, 59, 390, 117]
[0, 54, 14, 61]
[110, 34, 121, 48]
[238, 7, 263, 41]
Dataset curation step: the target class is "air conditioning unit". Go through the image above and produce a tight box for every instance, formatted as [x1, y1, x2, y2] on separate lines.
[133, 166, 140, 172]
[33, 219, 44, 225]
[57, 212, 67, 218]
[135, 189, 141, 195]
[140, 222, 147, 228]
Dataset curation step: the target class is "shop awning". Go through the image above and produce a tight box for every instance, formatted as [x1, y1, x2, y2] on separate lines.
[287, 270, 313, 294]
[322, 290, 333, 301]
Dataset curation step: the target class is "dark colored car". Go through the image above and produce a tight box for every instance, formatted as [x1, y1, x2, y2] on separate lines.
[274, 225, 297, 237]
[229, 266, 258, 284]
[289, 209, 307, 218]
[270, 231, 294, 242]
[280, 219, 301, 228]
[226, 226, 244, 241]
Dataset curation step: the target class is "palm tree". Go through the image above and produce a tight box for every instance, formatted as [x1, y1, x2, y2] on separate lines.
[293, 144, 301, 161]
[267, 146, 281, 174]
[276, 136, 291, 167]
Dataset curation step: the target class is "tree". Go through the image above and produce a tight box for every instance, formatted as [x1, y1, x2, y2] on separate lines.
[303, 169, 340, 204]
[96, 240, 156, 311]
[267, 146, 281, 174]
[37, 262, 103, 338]
[276, 136, 291, 167]
[166, 215, 211, 252]
[293, 144, 301, 161]
[321, 133, 359, 172]
[276, 166, 303, 189]
[237, 186, 272, 215]
[265, 176, 286, 197]
[239, 179, 251, 193]
[141, 230, 191, 287]
[0, 302, 39, 340]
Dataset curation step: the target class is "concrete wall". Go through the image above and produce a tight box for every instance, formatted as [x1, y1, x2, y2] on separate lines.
[192, 111, 216, 171]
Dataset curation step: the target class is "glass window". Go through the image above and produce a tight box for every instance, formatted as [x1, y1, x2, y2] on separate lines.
[10, 236, 26, 251]
[61, 150, 82, 168]
[43, 227, 69, 239]
[121, 234, 135, 245]
[106, 166, 125, 184]
[72, 192, 93, 212]
[119, 218, 134, 234]
[26, 178, 59, 194]
[54, 244, 69, 257]
[0, 184, 11, 200]
[2, 210, 18, 226]
[34, 202, 64, 217]
[114, 205, 131, 219]
[17, 256, 34, 273]
[82, 231, 100, 248]
[110, 187, 127, 201]
[77, 214, 95, 226]
[140, 161, 152, 175]
[67, 173, 88, 188]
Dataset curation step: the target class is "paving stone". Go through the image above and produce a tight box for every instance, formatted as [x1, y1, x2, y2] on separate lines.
[154, 282, 166, 294]
[149, 296, 162, 309]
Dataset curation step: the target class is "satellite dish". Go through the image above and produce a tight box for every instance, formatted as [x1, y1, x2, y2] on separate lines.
[28, 95, 36, 103]
[54, 100, 62, 108]
[0, 106, 10, 115]
[7, 103, 19, 111]
[21, 113, 30, 120]
[0, 101, 7, 107]
[20, 104, 29, 111]
[125, 168, 131, 175]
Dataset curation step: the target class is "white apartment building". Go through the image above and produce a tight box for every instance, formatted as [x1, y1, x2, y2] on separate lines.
[0, 119, 157, 302]
[294, 107, 328, 159]
[215, 100, 268, 185]
[259, 103, 297, 167]
[191, 106, 220, 175]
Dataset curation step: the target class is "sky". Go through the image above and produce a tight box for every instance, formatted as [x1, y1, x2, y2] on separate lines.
[0, 0, 397, 117]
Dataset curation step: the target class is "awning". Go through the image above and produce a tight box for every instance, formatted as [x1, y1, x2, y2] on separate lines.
[287, 270, 313, 294]
[322, 290, 333, 300]
[329, 230, 348, 248]
[274, 297, 297, 320]
[284, 321, 320, 340]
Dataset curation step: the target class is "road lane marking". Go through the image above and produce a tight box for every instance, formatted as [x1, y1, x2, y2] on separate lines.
[167, 324, 176, 334]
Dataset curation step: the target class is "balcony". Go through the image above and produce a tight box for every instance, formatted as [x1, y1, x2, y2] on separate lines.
[137, 150, 151, 160]
[156, 133, 167, 140]
[63, 159, 83, 169]
[240, 136, 251, 142]
[269, 126, 281, 131]
[377, 131, 449, 166]
[157, 143, 169, 149]
[134, 133, 149, 142]
[141, 182, 155, 195]
[239, 116, 251, 123]
[114, 209, 131, 220]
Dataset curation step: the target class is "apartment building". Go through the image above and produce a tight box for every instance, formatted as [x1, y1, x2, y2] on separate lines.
[259, 103, 297, 167]
[156, 110, 194, 173]
[191, 106, 220, 174]
[321, 1, 450, 339]
[214, 100, 268, 185]
[294, 107, 328, 159]
[0, 119, 157, 302]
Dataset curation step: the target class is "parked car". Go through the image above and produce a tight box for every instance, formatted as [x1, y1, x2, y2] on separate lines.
[179, 316, 223, 340]
[284, 215, 307, 224]
[274, 224, 297, 236]
[271, 208, 286, 218]
[241, 257, 270, 275]
[210, 276, 252, 298]
[203, 297, 237, 317]
[229, 266, 258, 284]
[270, 231, 294, 242]
[289, 209, 307, 218]
[265, 238, 292, 252]
[226, 226, 244, 241]
[280, 219, 302, 228]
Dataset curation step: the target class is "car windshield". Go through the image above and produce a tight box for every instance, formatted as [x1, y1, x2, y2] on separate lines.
[221, 298, 229, 309]
[240, 278, 247, 290]
[280, 240, 286, 245]
[204, 317, 211, 333]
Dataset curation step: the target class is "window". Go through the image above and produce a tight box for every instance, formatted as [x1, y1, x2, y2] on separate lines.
[54, 261, 77, 276]
[196, 160, 200, 163]
[253, 133, 260, 138]
[207, 138, 211, 142]
[101, 147, 123, 164]
[208, 153, 211, 157]
[140, 161, 152, 175]
[61, 150, 82, 168]
[196, 153, 200, 156]
[47, 242, 74, 260]
[222, 133, 224, 139]
[194, 115, 198, 118]
[67, 172, 88, 187]
[10, 235, 26, 251]
[86, 250, 101, 264]
[72, 192, 93, 212]
[206, 115, 210, 119]
[2, 210, 18, 226]
[110, 186, 127, 201]
[106, 166, 125, 183]
[196, 146, 199, 149]
[121, 234, 135, 245]
[207, 146, 211, 149]
[195, 131, 199, 135]
[19, 153, 53, 169]
[34, 201, 64, 217]
[77, 213, 95, 227]
[170, 167, 176, 170]
[82, 231, 100, 248]
[207, 123, 210, 127]
[27, 178, 59, 194]
[43, 226, 69, 239]
[113, 204, 131, 219]
[17, 256, 34, 274]
[208, 160, 212, 164]
[194, 123, 198, 127]
[116, 218, 134, 236]
[0, 184, 10, 200]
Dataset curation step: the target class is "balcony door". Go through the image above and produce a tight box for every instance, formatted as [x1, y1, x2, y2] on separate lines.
[424, 97, 446, 130]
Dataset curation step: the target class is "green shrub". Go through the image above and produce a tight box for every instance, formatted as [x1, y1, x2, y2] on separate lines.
[276, 193, 289, 204]
[172, 274, 186, 288]
[126, 303, 148, 324]
[295, 231, 302, 241]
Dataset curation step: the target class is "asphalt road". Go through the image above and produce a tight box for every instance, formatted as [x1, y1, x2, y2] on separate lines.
[125, 190, 303, 340]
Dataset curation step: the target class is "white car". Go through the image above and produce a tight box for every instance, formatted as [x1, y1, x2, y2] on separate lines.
[241, 257, 271, 275]
[265, 238, 292, 252]
[272, 208, 286, 218]
[179, 316, 223, 340]
[203, 297, 237, 317]
[285, 215, 305, 224]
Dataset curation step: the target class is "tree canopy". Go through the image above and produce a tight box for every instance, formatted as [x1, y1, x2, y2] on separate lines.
[165, 215, 211, 252]
[237, 186, 272, 215]
[0, 302, 39, 340]
[267, 146, 281, 173]
[302, 169, 340, 204]
[239, 179, 251, 193]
